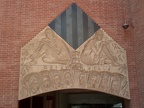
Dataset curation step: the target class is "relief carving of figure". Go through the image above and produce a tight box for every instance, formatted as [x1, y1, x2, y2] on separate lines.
[28, 74, 41, 95]
[99, 72, 110, 92]
[29, 28, 71, 64]
[79, 73, 87, 88]
[19, 85, 29, 99]
[80, 30, 119, 66]
[88, 74, 97, 88]
[21, 73, 41, 96]
[109, 74, 122, 95]
[69, 51, 83, 70]
[88, 72, 101, 89]
[39, 71, 52, 91]
[64, 72, 73, 88]
[53, 74, 61, 89]
[119, 78, 130, 98]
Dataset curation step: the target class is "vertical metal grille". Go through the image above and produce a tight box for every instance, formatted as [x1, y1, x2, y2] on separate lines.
[49, 3, 100, 49]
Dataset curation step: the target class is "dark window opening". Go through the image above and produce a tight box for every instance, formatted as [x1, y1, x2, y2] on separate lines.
[49, 3, 100, 49]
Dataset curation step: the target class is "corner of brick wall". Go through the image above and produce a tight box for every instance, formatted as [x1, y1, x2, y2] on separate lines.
[130, 0, 144, 108]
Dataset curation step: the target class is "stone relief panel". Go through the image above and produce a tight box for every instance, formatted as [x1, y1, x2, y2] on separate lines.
[19, 27, 130, 100]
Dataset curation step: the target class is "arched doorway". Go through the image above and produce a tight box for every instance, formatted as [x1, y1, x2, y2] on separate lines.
[19, 89, 124, 108]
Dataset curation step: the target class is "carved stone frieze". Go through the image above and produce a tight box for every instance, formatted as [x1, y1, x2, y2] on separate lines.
[19, 26, 130, 100]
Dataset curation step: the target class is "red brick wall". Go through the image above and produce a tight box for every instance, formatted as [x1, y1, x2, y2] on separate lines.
[130, 0, 144, 108]
[0, 0, 140, 108]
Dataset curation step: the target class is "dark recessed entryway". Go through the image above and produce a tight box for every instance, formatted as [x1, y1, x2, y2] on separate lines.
[19, 89, 124, 108]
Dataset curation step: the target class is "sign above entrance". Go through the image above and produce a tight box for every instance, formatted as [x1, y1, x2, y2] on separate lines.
[19, 26, 130, 100]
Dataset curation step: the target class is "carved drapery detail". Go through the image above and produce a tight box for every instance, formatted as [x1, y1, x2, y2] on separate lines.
[19, 26, 130, 100]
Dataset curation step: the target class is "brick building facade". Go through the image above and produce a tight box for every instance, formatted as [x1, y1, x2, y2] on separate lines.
[0, 0, 144, 108]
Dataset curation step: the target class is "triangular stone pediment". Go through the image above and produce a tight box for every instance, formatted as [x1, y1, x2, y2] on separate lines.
[19, 26, 130, 100]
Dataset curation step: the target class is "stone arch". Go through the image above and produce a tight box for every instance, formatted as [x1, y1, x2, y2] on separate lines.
[19, 26, 130, 100]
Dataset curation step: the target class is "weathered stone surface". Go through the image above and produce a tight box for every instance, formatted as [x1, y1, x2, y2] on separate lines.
[19, 26, 130, 100]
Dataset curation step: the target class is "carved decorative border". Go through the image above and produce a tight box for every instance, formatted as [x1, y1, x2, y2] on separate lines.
[19, 26, 130, 100]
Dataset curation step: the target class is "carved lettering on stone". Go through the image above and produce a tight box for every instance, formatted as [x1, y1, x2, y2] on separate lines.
[19, 27, 130, 100]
